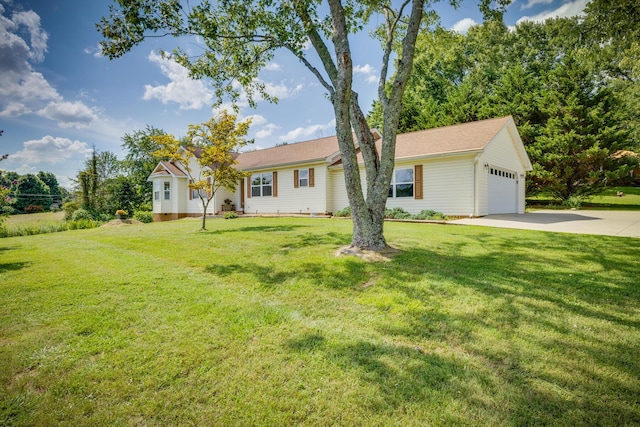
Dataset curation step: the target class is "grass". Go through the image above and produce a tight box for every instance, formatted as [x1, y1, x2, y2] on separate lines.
[527, 186, 640, 209]
[4, 212, 65, 226]
[1, 212, 99, 237]
[588, 186, 640, 206]
[1, 217, 639, 426]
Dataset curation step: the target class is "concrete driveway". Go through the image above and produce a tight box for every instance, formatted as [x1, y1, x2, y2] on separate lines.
[448, 210, 640, 237]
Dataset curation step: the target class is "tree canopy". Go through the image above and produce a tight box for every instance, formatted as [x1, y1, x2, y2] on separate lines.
[152, 111, 253, 230]
[369, 9, 639, 201]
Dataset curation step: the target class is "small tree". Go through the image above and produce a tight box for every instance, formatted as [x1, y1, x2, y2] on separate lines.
[153, 111, 252, 230]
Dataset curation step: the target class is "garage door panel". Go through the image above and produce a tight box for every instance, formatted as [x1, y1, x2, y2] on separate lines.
[488, 167, 517, 214]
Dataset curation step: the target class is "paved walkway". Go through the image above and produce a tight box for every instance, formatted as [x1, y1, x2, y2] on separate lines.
[448, 210, 640, 237]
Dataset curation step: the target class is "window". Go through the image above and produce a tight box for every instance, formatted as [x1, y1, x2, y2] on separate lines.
[163, 181, 171, 200]
[388, 168, 414, 198]
[251, 172, 273, 197]
[190, 180, 207, 200]
[299, 169, 309, 187]
[154, 182, 160, 201]
[294, 168, 314, 188]
[191, 188, 206, 199]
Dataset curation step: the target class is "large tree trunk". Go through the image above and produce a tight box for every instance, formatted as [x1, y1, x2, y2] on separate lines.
[327, 0, 388, 251]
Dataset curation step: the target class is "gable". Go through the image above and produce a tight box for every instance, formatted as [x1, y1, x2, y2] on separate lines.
[148, 161, 188, 179]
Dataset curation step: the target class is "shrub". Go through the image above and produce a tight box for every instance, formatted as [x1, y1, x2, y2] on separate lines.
[384, 207, 412, 219]
[334, 206, 351, 217]
[133, 211, 154, 223]
[1, 205, 17, 215]
[0, 222, 70, 238]
[414, 209, 447, 220]
[63, 201, 81, 221]
[71, 208, 92, 221]
[223, 211, 238, 219]
[25, 204, 44, 214]
[115, 209, 128, 216]
[562, 196, 583, 209]
[67, 219, 97, 230]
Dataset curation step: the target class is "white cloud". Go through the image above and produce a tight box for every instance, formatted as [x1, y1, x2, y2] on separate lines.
[255, 123, 280, 139]
[0, 3, 62, 117]
[243, 114, 267, 126]
[144, 51, 214, 110]
[83, 43, 103, 58]
[279, 119, 336, 143]
[262, 81, 303, 99]
[37, 101, 99, 129]
[11, 10, 48, 62]
[265, 62, 281, 71]
[521, 0, 554, 10]
[354, 64, 377, 84]
[4, 135, 93, 186]
[516, 0, 588, 24]
[452, 18, 479, 34]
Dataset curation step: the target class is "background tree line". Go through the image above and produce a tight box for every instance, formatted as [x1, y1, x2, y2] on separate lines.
[0, 126, 168, 221]
[65, 126, 169, 221]
[368, 0, 639, 202]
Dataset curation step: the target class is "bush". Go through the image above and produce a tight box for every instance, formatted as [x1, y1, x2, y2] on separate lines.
[97, 213, 113, 222]
[562, 196, 583, 209]
[63, 201, 80, 221]
[67, 219, 97, 230]
[71, 208, 92, 221]
[223, 211, 238, 220]
[25, 204, 44, 214]
[133, 211, 154, 223]
[0, 222, 70, 238]
[334, 206, 351, 217]
[413, 209, 447, 220]
[1, 205, 17, 215]
[384, 207, 412, 219]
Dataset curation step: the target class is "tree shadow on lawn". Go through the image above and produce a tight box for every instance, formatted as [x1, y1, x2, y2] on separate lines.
[204, 231, 357, 288]
[0, 245, 29, 273]
[286, 331, 485, 420]
[205, 257, 367, 289]
[348, 232, 640, 424]
[200, 224, 310, 235]
[0, 261, 30, 273]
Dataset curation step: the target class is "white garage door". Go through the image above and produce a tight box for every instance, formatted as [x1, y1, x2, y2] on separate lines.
[488, 167, 518, 214]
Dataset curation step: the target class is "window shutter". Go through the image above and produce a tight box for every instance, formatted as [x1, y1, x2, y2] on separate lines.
[309, 168, 315, 187]
[247, 177, 251, 198]
[294, 169, 299, 188]
[414, 165, 423, 199]
[189, 179, 193, 200]
[273, 171, 278, 197]
[207, 177, 212, 198]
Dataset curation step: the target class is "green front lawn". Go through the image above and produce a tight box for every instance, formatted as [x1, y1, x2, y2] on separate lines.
[1, 218, 639, 426]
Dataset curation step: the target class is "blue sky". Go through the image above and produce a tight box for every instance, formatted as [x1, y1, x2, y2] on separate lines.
[0, 0, 588, 188]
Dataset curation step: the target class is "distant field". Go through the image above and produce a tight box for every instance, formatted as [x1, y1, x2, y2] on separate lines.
[5, 211, 65, 226]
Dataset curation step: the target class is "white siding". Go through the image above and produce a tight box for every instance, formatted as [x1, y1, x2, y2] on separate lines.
[243, 163, 329, 214]
[329, 156, 475, 216]
[410, 156, 475, 216]
[328, 166, 366, 214]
